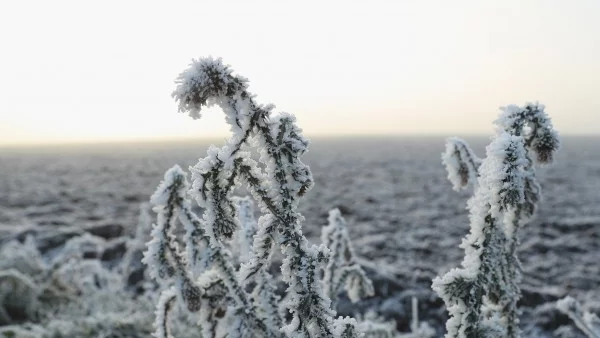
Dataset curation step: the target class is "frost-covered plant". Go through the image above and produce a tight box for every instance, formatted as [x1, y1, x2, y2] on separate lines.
[322, 209, 374, 308]
[143, 57, 378, 338]
[557, 296, 600, 338]
[0, 222, 191, 337]
[0, 236, 69, 326]
[442, 137, 481, 191]
[233, 196, 283, 334]
[238, 200, 374, 322]
[39, 221, 200, 338]
[432, 103, 560, 338]
[121, 203, 154, 291]
[236, 199, 430, 338]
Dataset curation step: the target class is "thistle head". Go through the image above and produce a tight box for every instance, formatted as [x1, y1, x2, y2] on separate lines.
[442, 137, 481, 191]
[172, 57, 249, 119]
[150, 165, 188, 207]
[496, 103, 560, 164]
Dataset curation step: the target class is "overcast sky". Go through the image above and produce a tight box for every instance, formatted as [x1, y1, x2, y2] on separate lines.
[1, 0, 598, 145]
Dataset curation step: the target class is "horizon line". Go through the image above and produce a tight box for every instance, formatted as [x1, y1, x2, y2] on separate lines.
[0, 132, 595, 149]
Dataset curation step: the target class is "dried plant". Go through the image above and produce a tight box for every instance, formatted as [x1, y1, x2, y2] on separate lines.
[432, 103, 560, 338]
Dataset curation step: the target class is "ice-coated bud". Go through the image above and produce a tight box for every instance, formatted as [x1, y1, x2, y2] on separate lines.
[442, 137, 481, 191]
[172, 57, 249, 119]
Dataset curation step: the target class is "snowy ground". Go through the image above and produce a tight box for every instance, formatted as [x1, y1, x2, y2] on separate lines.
[0, 136, 598, 336]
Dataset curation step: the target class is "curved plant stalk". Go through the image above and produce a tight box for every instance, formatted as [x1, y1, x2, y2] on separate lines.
[433, 103, 560, 338]
[145, 57, 363, 338]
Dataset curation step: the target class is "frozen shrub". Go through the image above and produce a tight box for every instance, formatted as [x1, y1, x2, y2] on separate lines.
[0, 222, 194, 337]
[0, 236, 58, 326]
[144, 56, 348, 337]
[144, 165, 274, 337]
[432, 103, 560, 338]
[144, 57, 435, 338]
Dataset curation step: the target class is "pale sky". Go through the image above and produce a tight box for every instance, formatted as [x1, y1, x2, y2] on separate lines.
[1, 0, 599, 145]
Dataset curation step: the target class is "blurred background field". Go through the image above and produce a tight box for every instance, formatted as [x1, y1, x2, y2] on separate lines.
[0, 136, 598, 336]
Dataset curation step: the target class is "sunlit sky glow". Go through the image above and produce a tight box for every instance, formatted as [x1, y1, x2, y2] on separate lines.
[1, 0, 599, 145]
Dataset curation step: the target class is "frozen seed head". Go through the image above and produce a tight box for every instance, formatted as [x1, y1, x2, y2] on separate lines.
[442, 137, 480, 191]
[172, 57, 249, 119]
[530, 127, 560, 164]
[181, 278, 202, 312]
[150, 165, 188, 206]
[496, 102, 560, 164]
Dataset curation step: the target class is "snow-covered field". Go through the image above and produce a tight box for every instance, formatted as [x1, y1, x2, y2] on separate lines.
[0, 136, 598, 336]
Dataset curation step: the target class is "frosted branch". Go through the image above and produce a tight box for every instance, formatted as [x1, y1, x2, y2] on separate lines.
[143, 166, 275, 337]
[153, 288, 177, 338]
